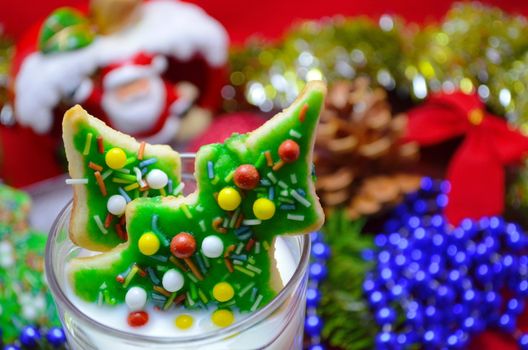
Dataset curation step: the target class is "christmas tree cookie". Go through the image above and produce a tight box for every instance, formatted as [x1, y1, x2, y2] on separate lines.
[66, 81, 326, 328]
[63, 105, 182, 251]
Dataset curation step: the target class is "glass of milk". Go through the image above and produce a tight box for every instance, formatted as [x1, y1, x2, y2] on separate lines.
[45, 154, 311, 350]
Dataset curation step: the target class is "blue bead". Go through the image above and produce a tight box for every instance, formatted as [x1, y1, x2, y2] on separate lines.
[20, 325, 41, 347]
[46, 327, 67, 347]
[308, 344, 325, 350]
[3, 345, 21, 350]
[375, 234, 388, 248]
[420, 177, 434, 192]
[362, 249, 375, 261]
[519, 333, 528, 350]
[375, 307, 396, 326]
[305, 315, 323, 336]
[306, 288, 322, 307]
[375, 331, 395, 348]
[311, 242, 331, 260]
[507, 298, 525, 315]
[498, 313, 516, 333]
[309, 262, 328, 282]
[369, 291, 387, 309]
[517, 280, 528, 297]
[422, 328, 442, 347]
[310, 231, 322, 243]
[436, 194, 448, 208]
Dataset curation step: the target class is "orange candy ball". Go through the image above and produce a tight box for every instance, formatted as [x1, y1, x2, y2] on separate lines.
[234, 164, 260, 190]
[278, 140, 300, 163]
[170, 232, 196, 259]
[128, 311, 149, 327]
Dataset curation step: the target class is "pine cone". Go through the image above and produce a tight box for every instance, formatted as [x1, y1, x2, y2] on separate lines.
[315, 77, 421, 219]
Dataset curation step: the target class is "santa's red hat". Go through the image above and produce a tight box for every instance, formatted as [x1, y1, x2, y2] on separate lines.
[102, 53, 168, 90]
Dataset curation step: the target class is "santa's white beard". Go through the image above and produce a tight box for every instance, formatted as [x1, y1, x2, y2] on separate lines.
[102, 77, 166, 135]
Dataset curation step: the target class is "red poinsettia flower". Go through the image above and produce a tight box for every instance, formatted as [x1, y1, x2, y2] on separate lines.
[404, 91, 528, 225]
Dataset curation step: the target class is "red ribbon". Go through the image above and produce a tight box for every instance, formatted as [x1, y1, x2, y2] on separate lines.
[404, 91, 528, 225]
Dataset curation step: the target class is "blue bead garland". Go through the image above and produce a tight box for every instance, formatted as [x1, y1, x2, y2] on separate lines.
[1, 326, 67, 349]
[364, 177, 528, 349]
[304, 231, 331, 350]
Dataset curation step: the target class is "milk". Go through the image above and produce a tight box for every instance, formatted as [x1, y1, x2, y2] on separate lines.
[60, 236, 306, 350]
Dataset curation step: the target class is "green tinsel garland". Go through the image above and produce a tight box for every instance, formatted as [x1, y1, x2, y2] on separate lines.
[320, 211, 375, 350]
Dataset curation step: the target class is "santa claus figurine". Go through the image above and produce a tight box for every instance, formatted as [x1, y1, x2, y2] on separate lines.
[72, 52, 200, 144]
[1, 0, 228, 187]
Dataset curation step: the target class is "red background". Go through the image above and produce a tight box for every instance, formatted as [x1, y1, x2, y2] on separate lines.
[2, 1, 528, 348]
[1, 0, 528, 44]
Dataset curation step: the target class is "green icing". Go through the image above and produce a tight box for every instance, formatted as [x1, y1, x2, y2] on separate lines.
[71, 122, 181, 248]
[70, 83, 325, 317]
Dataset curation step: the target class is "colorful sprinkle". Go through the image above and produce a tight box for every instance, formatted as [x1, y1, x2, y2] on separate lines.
[242, 219, 262, 226]
[272, 159, 285, 171]
[93, 215, 108, 234]
[139, 158, 158, 168]
[118, 187, 131, 202]
[289, 129, 302, 139]
[65, 178, 88, 185]
[207, 161, 215, 179]
[246, 264, 262, 274]
[291, 189, 311, 207]
[240, 282, 256, 297]
[299, 103, 309, 122]
[184, 258, 204, 281]
[88, 161, 103, 172]
[96, 136, 104, 153]
[181, 204, 192, 219]
[138, 142, 146, 160]
[266, 172, 277, 184]
[94, 171, 107, 196]
[233, 265, 255, 277]
[264, 151, 273, 167]
[250, 294, 264, 312]
[287, 213, 305, 221]
[290, 174, 298, 184]
[173, 182, 185, 196]
[124, 182, 140, 191]
[83, 133, 93, 155]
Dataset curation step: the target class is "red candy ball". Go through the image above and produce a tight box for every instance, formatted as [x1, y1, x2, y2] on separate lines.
[278, 140, 300, 163]
[128, 311, 149, 327]
[234, 164, 260, 190]
[170, 232, 196, 258]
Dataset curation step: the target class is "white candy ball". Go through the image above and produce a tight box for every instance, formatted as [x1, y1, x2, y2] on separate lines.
[125, 286, 147, 311]
[107, 194, 127, 216]
[201, 235, 224, 258]
[162, 269, 184, 292]
[146, 169, 169, 190]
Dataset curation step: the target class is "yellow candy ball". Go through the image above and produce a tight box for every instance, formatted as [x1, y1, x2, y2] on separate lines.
[138, 232, 160, 256]
[175, 314, 193, 330]
[217, 187, 241, 211]
[211, 309, 234, 328]
[212, 282, 235, 302]
[253, 198, 276, 220]
[105, 147, 127, 170]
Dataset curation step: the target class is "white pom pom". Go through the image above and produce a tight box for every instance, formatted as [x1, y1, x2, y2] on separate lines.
[107, 194, 127, 216]
[125, 286, 147, 311]
[146, 169, 168, 190]
[162, 269, 185, 292]
[201, 236, 224, 258]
